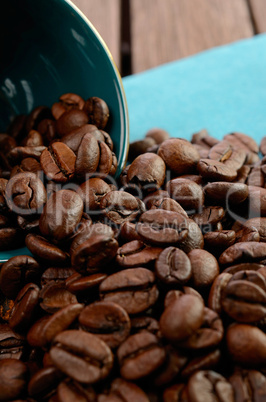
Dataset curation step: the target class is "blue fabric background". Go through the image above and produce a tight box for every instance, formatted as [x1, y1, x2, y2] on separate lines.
[122, 34, 266, 143]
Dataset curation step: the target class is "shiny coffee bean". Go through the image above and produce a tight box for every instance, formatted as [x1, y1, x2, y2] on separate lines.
[50, 330, 113, 384]
[155, 247, 192, 285]
[116, 240, 163, 268]
[117, 331, 166, 380]
[99, 268, 159, 314]
[40, 142, 76, 183]
[136, 209, 189, 246]
[83, 96, 110, 129]
[79, 301, 131, 349]
[158, 138, 200, 175]
[0, 255, 41, 299]
[187, 370, 234, 402]
[25, 233, 69, 264]
[5, 172, 47, 215]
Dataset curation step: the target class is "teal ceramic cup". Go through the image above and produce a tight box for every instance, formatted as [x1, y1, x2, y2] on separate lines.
[0, 0, 129, 262]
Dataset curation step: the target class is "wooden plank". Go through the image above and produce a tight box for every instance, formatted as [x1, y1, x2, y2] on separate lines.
[71, 0, 121, 70]
[130, 0, 254, 73]
[249, 0, 266, 32]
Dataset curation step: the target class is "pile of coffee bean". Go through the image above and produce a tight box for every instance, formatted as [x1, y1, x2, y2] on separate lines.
[0, 94, 265, 401]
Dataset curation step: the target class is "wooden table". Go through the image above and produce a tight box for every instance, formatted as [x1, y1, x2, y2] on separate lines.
[72, 0, 266, 77]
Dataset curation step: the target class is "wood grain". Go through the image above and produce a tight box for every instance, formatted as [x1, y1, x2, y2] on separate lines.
[71, 0, 121, 69]
[249, 0, 266, 32]
[130, 0, 254, 73]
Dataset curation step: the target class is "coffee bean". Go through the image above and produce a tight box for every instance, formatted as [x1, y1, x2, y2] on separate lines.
[155, 247, 192, 285]
[83, 96, 110, 130]
[99, 268, 159, 314]
[158, 138, 200, 175]
[5, 172, 46, 215]
[117, 331, 166, 380]
[79, 301, 130, 349]
[50, 330, 113, 384]
[188, 249, 219, 288]
[136, 209, 189, 246]
[159, 291, 205, 342]
[187, 370, 234, 402]
[116, 240, 162, 268]
[0, 255, 41, 299]
[40, 142, 76, 182]
[9, 283, 40, 333]
[39, 189, 83, 242]
[226, 324, 266, 366]
[127, 153, 166, 191]
[25, 233, 69, 264]
[56, 109, 89, 137]
[221, 270, 266, 323]
[0, 359, 28, 401]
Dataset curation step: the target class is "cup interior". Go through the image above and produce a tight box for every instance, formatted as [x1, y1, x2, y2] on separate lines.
[0, 0, 129, 262]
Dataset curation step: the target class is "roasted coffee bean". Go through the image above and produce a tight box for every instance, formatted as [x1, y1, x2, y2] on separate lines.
[25, 233, 69, 264]
[27, 303, 83, 348]
[9, 283, 40, 333]
[188, 249, 219, 288]
[57, 378, 96, 402]
[181, 349, 222, 379]
[223, 262, 264, 275]
[221, 270, 266, 323]
[127, 153, 166, 191]
[0, 324, 25, 360]
[83, 96, 110, 130]
[192, 206, 225, 229]
[226, 324, 266, 366]
[229, 368, 266, 402]
[56, 109, 89, 137]
[8, 145, 47, 162]
[167, 178, 204, 214]
[66, 272, 107, 294]
[177, 307, 224, 350]
[5, 172, 46, 215]
[204, 230, 236, 254]
[219, 241, 266, 266]
[0, 359, 28, 401]
[117, 331, 166, 380]
[98, 378, 149, 402]
[159, 290, 205, 342]
[25, 105, 52, 132]
[136, 209, 189, 246]
[100, 190, 145, 225]
[155, 247, 192, 285]
[224, 132, 259, 164]
[39, 282, 77, 314]
[50, 330, 113, 384]
[158, 138, 200, 175]
[79, 301, 131, 349]
[37, 118, 57, 143]
[116, 240, 162, 268]
[28, 365, 64, 399]
[208, 273, 233, 314]
[52, 93, 85, 120]
[39, 189, 83, 242]
[198, 158, 238, 181]
[41, 267, 75, 287]
[99, 268, 159, 314]
[178, 218, 204, 253]
[40, 142, 76, 182]
[145, 127, 170, 144]
[187, 370, 234, 402]
[130, 316, 160, 335]
[247, 185, 266, 216]
[78, 177, 111, 212]
[129, 137, 156, 161]
[0, 255, 41, 299]
[163, 383, 188, 402]
[119, 221, 142, 242]
[70, 231, 118, 275]
[204, 181, 249, 206]
[0, 226, 23, 251]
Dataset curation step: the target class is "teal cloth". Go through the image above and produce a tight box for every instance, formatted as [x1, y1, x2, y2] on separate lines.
[122, 34, 266, 143]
